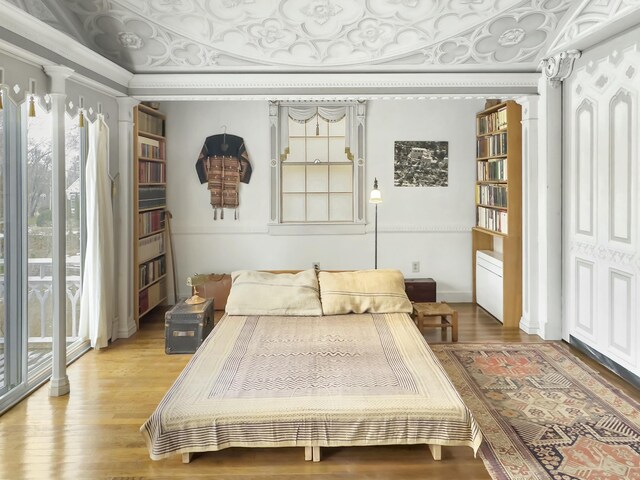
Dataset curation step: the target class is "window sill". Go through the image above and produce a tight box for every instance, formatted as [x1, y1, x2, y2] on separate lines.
[268, 223, 366, 236]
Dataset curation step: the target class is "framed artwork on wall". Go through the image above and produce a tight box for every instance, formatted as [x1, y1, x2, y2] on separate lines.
[394, 141, 449, 187]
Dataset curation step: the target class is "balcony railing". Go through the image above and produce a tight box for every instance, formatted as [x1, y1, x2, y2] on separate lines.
[0, 257, 82, 342]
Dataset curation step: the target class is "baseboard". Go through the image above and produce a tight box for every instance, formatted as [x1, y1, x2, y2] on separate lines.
[438, 291, 472, 303]
[117, 316, 137, 339]
[570, 336, 640, 389]
[519, 313, 540, 336]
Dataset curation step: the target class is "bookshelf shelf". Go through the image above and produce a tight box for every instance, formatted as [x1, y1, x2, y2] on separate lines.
[138, 157, 166, 163]
[138, 228, 165, 240]
[139, 205, 167, 213]
[139, 296, 168, 318]
[139, 273, 168, 293]
[134, 104, 168, 326]
[138, 131, 165, 141]
[476, 154, 508, 161]
[472, 100, 522, 329]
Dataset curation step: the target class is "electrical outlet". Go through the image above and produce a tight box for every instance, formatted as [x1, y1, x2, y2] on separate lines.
[312, 262, 320, 270]
[411, 261, 420, 273]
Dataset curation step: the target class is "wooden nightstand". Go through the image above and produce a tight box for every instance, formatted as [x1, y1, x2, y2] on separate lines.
[412, 302, 458, 342]
[405, 278, 436, 303]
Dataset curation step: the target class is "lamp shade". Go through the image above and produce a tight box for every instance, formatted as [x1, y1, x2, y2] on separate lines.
[369, 177, 382, 204]
[186, 274, 206, 288]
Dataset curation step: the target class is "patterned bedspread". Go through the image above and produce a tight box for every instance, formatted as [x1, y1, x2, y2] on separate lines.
[141, 313, 482, 460]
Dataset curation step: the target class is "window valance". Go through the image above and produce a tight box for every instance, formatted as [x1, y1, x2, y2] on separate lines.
[287, 105, 347, 123]
[279, 105, 352, 161]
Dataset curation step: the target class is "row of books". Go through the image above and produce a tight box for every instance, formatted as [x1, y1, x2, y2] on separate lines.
[477, 206, 508, 234]
[139, 210, 165, 237]
[138, 137, 164, 159]
[138, 232, 165, 264]
[476, 184, 508, 208]
[477, 132, 508, 158]
[139, 186, 166, 210]
[139, 256, 166, 290]
[477, 157, 508, 181]
[138, 278, 166, 315]
[477, 107, 507, 135]
[138, 111, 164, 136]
[139, 160, 166, 183]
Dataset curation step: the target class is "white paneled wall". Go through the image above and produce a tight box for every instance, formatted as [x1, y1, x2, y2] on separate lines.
[563, 28, 639, 376]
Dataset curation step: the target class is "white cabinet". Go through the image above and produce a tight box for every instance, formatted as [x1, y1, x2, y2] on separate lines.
[476, 250, 503, 323]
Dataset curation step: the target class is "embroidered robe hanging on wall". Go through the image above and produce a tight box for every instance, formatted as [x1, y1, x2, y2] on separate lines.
[195, 133, 252, 219]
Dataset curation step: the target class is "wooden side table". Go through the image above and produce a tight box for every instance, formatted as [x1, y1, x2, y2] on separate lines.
[412, 302, 458, 342]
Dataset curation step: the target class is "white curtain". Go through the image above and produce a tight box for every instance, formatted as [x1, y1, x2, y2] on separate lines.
[79, 116, 114, 349]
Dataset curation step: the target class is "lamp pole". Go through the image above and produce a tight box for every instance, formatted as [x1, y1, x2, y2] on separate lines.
[369, 177, 382, 270]
[374, 203, 378, 269]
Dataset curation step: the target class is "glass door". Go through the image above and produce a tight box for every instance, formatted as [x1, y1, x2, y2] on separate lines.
[0, 95, 88, 413]
[0, 93, 23, 405]
[0, 96, 6, 395]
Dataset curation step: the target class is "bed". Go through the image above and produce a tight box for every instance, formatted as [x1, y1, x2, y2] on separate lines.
[141, 269, 482, 463]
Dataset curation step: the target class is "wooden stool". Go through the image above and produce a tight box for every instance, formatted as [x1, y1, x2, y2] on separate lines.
[412, 302, 458, 342]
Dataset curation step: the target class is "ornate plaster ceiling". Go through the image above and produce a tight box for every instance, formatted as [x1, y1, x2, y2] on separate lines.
[4, 0, 640, 73]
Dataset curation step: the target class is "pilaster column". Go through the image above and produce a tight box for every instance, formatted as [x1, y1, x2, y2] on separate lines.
[535, 50, 579, 340]
[536, 76, 563, 340]
[116, 96, 139, 339]
[44, 65, 74, 397]
[517, 95, 540, 336]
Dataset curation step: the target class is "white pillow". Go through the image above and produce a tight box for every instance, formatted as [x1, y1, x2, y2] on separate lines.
[225, 269, 323, 316]
[318, 269, 413, 315]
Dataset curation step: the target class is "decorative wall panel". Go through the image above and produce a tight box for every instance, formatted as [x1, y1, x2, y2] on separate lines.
[575, 260, 595, 339]
[576, 100, 595, 236]
[609, 269, 632, 362]
[609, 90, 633, 243]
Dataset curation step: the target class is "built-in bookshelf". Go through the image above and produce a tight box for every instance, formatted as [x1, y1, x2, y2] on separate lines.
[134, 104, 168, 327]
[472, 100, 522, 328]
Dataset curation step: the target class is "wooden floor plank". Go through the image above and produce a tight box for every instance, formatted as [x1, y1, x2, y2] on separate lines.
[0, 304, 637, 479]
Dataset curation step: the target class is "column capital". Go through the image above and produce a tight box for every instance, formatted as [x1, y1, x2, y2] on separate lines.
[116, 96, 140, 123]
[540, 50, 581, 88]
[43, 65, 74, 94]
[515, 95, 540, 121]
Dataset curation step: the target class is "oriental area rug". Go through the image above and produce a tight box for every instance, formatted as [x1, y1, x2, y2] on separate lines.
[431, 343, 640, 480]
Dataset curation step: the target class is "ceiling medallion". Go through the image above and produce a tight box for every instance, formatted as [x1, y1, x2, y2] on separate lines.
[118, 31, 144, 50]
[302, 0, 343, 25]
[498, 28, 526, 46]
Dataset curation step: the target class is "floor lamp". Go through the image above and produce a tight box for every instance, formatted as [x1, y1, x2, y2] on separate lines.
[369, 178, 382, 269]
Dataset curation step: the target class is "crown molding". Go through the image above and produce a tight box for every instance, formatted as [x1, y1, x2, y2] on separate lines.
[129, 72, 540, 99]
[0, 1, 133, 88]
[548, 3, 640, 56]
[0, 37, 124, 99]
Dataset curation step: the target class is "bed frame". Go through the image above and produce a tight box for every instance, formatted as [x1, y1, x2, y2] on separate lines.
[181, 444, 441, 464]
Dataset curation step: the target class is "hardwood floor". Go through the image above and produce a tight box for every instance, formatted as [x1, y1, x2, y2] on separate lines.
[0, 304, 637, 479]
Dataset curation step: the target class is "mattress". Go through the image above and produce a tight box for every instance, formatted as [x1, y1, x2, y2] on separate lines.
[141, 312, 482, 460]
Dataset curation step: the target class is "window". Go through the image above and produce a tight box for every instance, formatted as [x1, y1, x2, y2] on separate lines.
[269, 102, 367, 234]
[65, 112, 85, 346]
[26, 100, 54, 372]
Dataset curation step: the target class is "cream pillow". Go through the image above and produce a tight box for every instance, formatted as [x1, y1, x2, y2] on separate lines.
[225, 269, 322, 316]
[318, 269, 413, 315]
